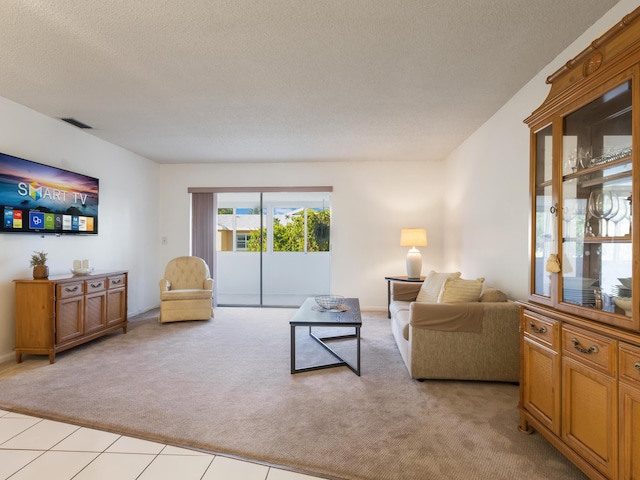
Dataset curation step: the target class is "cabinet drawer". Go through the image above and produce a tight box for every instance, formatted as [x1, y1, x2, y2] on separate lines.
[107, 275, 126, 289]
[56, 282, 84, 299]
[85, 278, 106, 293]
[562, 325, 617, 376]
[523, 311, 559, 350]
[620, 342, 640, 388]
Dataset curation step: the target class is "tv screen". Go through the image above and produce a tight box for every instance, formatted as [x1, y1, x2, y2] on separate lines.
[0, 152, 99, 235]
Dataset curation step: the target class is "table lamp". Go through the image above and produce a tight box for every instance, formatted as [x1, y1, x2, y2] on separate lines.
[400, 228, 427, 279]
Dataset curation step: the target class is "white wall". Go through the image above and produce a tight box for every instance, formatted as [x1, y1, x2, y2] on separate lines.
[158, 161, 446, 310]
[442, 0, 640, 301]
[0, 97, 160, 362]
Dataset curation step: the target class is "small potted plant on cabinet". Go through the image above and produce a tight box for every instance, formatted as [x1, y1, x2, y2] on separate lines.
[30, 251, 49, 279]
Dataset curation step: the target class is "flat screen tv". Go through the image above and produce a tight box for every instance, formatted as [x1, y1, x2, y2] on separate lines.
[0, 152, 99, 235]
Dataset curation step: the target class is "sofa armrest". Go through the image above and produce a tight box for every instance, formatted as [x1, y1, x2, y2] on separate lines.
[391, 282, 422, 302]
[204, 278, 214, 291]
[404, 301, 521, 381]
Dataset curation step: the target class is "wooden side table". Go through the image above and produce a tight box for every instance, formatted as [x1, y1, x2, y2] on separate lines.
[384, 275, 425, 318]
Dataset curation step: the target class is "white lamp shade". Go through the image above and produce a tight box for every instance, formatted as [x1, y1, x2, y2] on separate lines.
[400, 228, 427, 247]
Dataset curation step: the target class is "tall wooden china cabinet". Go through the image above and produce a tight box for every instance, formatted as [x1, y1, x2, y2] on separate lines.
[519, 8, 640, 480]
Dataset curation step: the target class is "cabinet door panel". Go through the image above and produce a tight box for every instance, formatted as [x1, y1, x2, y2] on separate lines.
[106, 288, 126, 326]
[562, 356, 617, 478]
[523, 336, 561, 435]
[619, 383, 640, 480]
[85, 292, 106, 334]
[56, 297, 84, 344]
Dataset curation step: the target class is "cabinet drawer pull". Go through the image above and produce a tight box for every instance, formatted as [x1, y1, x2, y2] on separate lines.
[571, 338, 599, 355]
[636, 362, 640, 372]
[65, 286, 79, 293]
[112, 279, 122, 285]
[90, 282, 103, 288]
[529, 322, 546, 334]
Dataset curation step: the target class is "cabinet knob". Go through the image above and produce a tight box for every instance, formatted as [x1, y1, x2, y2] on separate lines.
[529, 322, 546, 334]
[571, 338, 599, 355]
[635, 362, 640, 372]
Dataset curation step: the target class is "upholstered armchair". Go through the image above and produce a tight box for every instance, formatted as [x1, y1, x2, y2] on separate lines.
[159, 256, 214, 323]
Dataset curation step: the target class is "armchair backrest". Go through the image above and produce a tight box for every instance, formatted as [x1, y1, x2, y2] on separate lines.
[164, 256, 211, 290]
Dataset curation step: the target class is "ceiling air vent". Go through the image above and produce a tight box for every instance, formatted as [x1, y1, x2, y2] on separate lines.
[60, 117, 93, 129]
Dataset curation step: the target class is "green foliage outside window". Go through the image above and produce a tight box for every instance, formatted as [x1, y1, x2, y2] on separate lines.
[246, 209, 330, 252]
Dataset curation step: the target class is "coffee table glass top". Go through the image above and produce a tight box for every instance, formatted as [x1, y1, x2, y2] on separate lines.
[290, 297, 361, 326]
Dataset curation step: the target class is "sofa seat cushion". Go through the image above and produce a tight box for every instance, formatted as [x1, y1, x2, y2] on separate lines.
[389, 300, 411, 317]
[160, 289, 213, 301]
[391, 307, 412, 341]
[415, 271, 461, 303]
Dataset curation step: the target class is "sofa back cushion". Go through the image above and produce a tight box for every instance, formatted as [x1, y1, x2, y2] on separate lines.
[438, 277, 485, 303]
[415, 271, 461, 303]
[479, 288, 509, 302]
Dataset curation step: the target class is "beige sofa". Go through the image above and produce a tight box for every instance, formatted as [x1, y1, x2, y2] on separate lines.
[390, 279, 520, 382]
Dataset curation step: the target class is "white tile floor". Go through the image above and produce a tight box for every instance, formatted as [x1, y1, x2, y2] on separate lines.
[0, 409, 326, 480]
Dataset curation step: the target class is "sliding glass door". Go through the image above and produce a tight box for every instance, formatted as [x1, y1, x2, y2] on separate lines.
[215, 192, 263, 305]
[215, 189, 331, 307]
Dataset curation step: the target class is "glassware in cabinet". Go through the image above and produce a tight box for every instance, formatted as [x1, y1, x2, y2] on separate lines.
[559, 80, 633, 325]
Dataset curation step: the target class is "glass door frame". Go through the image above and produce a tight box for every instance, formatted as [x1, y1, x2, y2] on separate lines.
[191, 186, 333, 308]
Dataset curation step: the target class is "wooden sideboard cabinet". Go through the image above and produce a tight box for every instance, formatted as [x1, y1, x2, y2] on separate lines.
[14, 270, 128, 363]
[519, 7, 640, 479]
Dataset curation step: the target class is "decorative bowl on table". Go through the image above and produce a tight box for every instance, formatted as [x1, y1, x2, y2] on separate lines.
[71, 267, 94, 276]
[315, 295, 346, 310]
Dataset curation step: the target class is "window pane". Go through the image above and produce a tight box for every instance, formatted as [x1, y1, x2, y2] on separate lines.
[307, 208, 330, 252]
[273, 207, 304, 252]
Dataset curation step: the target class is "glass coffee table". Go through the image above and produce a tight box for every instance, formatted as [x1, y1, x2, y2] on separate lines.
[290, 297, 361, 376]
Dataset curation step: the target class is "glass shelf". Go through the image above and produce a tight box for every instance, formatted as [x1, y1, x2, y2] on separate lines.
[564, 235, 632, 243]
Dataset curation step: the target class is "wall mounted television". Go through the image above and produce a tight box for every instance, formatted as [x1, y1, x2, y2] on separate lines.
[0, 152, 99, 235]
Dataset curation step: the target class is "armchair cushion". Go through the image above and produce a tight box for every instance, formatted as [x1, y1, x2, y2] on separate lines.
[160, 289, 213, 301]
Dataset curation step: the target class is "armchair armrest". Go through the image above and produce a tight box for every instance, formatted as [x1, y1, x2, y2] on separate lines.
[391, 281, 422, 302]
[159, 278, 171, 292]
[204, 278, 214, 291]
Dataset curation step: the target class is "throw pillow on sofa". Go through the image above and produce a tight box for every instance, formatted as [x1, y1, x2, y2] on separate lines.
[479, 288, 509, 302]
[437, 277, 485, 303]
[415, 271, 461, 303]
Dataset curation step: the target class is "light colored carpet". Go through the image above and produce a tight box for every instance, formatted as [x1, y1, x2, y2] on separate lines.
[0, 307, 586, 480]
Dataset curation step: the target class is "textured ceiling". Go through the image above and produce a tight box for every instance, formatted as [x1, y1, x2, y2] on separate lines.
[0, 0, 621, 163]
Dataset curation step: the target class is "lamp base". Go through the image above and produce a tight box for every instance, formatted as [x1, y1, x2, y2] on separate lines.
[406, 248, 422, 279]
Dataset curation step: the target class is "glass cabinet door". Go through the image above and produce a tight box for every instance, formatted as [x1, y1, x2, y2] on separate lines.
[560, 80, 632, 319]
[533, 124, 554, 298]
